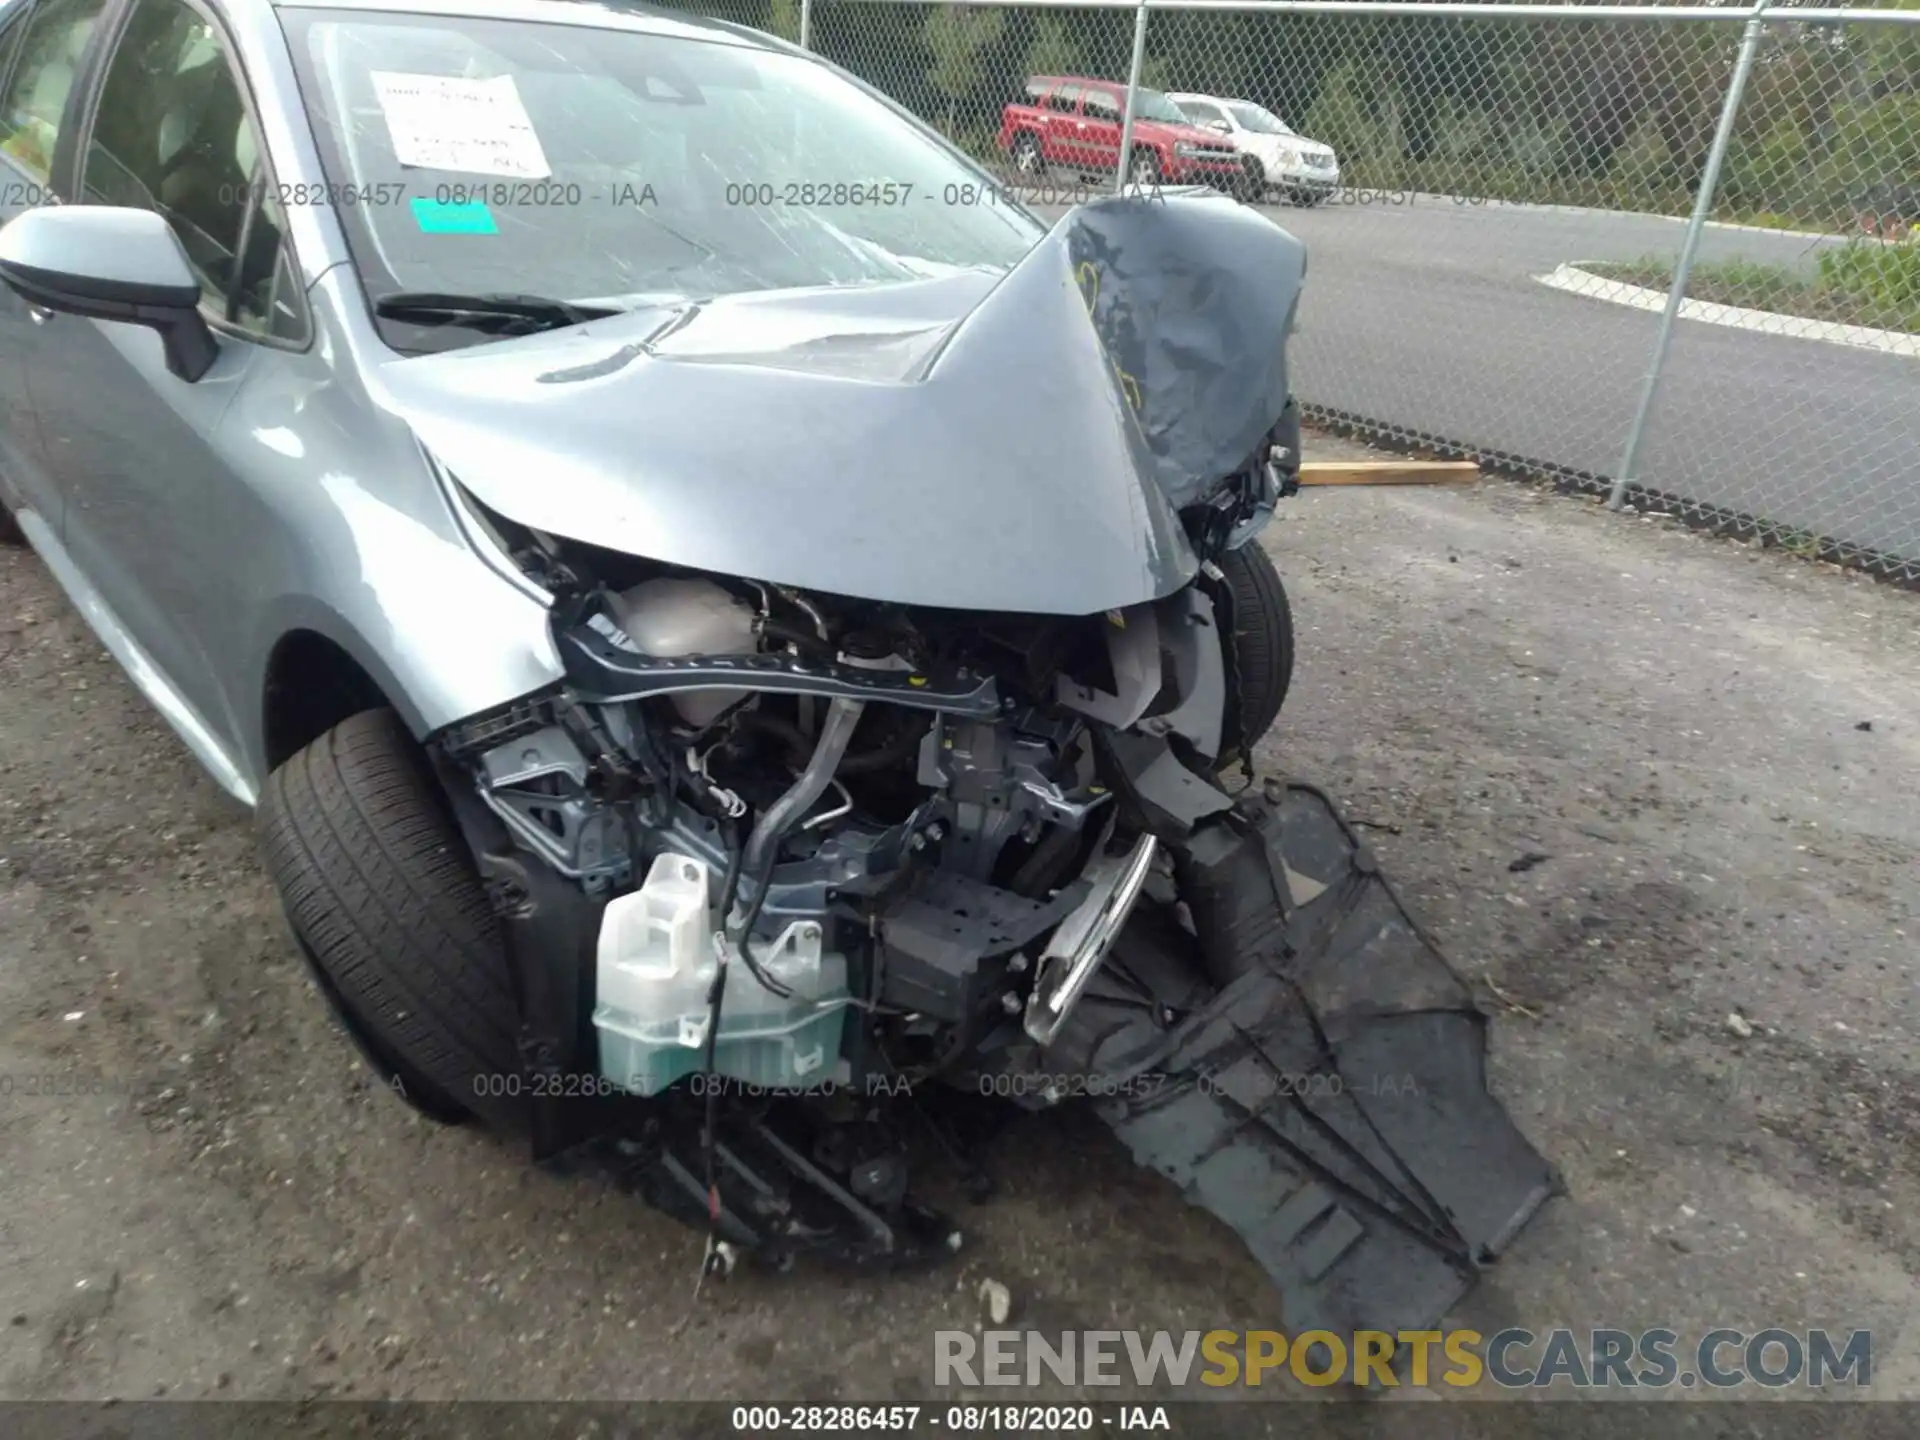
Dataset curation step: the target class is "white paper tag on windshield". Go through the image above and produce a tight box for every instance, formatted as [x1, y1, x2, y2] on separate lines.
[372, 71, 551, 179]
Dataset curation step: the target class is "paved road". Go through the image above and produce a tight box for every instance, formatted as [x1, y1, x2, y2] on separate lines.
[1038, 195, 1920, 568]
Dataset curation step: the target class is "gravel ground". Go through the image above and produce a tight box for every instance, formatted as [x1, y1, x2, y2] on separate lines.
[1, 436, 1916, 1405]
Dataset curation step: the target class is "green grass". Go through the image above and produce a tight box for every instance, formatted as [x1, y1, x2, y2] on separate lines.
[1584, 248, 1920, 336]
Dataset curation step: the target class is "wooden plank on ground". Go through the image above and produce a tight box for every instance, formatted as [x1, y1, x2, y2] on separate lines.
[1298, 460, 1481, 487]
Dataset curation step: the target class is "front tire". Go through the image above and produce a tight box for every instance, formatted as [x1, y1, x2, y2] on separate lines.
[1127, 147, 1161, 190]
[1012, 132, 1045, 180]
[258, 708, 524, 1130]
[1236, 156, 1266, 203]
[1216, 541, 1295, 761]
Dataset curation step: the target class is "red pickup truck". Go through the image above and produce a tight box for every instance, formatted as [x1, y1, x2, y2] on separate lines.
[997, 75, 1247, 189]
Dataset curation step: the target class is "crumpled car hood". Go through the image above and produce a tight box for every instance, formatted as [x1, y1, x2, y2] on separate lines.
[381, 191, 1305, 616]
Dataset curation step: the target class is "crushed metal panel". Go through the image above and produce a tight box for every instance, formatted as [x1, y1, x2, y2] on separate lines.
[388, 192, 1306, 616]
[1063, 193, 1304, 510]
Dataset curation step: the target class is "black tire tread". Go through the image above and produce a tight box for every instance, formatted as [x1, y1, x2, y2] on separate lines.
[258, 708, 520, 1121]
[1237, 156, 1266, 203]
[1221, 540, 1294, 753]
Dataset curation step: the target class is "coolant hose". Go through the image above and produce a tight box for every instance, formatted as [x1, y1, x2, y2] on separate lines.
[726, 696, 866, 943]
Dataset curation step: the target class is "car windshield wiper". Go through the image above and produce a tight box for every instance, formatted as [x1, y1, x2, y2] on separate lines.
[372, 291, 620, 335]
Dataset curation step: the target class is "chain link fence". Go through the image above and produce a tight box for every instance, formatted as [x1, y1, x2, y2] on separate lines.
[657, 0, 1920, 580]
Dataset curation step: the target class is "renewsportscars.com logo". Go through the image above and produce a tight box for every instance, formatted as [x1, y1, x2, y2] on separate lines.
[933, 1328, 1874, 1390]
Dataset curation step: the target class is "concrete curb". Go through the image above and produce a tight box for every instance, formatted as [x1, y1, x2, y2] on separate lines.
[1536, 262, 1919, 359]
[1384, 195, 1848, 241]
[1410, 194, 1815, 236]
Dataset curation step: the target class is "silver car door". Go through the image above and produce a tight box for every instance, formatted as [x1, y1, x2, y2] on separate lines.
[27, 0, 305, 779]
[0, 0, 110, 536]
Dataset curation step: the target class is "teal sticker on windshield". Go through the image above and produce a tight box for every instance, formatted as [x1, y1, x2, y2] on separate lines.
[410, 197, 498, 235]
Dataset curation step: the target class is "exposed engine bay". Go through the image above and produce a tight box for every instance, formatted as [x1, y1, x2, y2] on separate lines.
[424, 425, 1556, 1340]
[442, 400, 1291, 1113]
[409, 194, 1556, 1342]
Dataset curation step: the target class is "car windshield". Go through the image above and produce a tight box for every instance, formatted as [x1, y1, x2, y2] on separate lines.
[1129, 87, 1193, 126]
[278, 9, 1044, 343]
[1226, 102, 1293, 136]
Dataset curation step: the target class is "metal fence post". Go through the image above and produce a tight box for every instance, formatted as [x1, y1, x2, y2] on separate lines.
[1608, 0, 1771, 510]
[799, 0, 813, 50]
[1114, 0, 1151, 195]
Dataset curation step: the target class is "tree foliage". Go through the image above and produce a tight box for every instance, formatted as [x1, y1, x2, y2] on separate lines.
[665, 0, 1920, 227]
[924, 4, 1009, 134]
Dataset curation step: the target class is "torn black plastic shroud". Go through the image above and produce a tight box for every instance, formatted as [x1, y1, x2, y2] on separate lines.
[1062, 778, 1559, 1337]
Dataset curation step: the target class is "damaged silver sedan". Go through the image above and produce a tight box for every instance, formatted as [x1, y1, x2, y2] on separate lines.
[0, 0, 1554, 1340]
